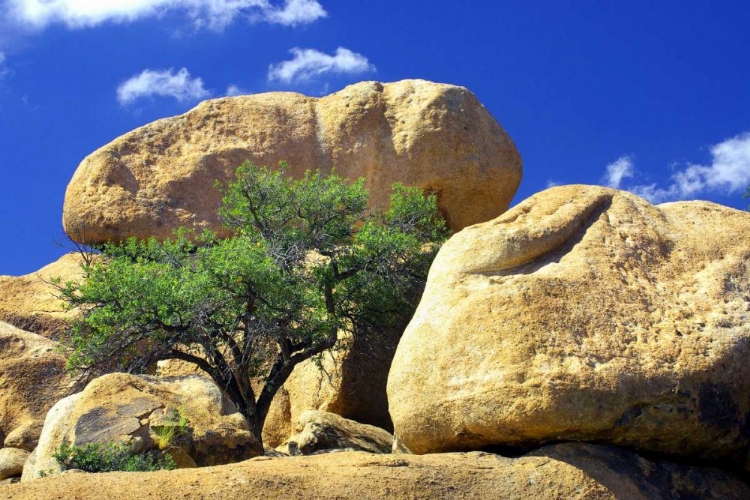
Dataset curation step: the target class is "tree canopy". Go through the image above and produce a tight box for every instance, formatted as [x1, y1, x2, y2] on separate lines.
[59, 162, 449, 451]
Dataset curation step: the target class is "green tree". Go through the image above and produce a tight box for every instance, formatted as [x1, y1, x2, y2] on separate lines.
[59, 162, 448, 452]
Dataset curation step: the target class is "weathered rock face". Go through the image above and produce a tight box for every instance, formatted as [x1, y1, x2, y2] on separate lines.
[286, 411, 393, 455]
[6, 444, 750, 499]
[0, 448, 29, 481]
[63, 79, 522, 244]
[263, 333, 399, 448]
[0, 322, 71, 451]
[388, 185, 750, 460]
[0, 254, 84, 339]
[260, 352, 343, 448]
[22, 373, 259, 480]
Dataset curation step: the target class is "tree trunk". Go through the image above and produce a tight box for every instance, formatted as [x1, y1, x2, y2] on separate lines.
[247, 417, 265, 453]
[223, 382, 265, 456]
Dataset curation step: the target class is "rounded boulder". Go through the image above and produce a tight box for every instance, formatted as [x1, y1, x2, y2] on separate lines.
[387, 185, 750, 460]
[63, 79, 522, 244]
[22, 372, 259, 480]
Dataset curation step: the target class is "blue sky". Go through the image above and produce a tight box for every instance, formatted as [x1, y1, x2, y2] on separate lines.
[1, 0, 749, 275]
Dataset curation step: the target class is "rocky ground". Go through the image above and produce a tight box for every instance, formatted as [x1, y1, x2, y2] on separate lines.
[4, 446, 749, 500]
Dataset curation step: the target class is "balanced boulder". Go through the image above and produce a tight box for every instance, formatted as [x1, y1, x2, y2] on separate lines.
[63, 79, 522, 244]
[0, 322, 71, 451]
[22, 373, 259, 480]
[388, 185, 750, 460]
[0, 253, 84, 339]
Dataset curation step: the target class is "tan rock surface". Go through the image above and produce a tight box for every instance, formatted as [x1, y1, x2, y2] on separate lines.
[287, 410, 393, 455]
[526, 443, 750, 499]
[63, 79, 522, 244]
[20, 392, 81, 480]
[0, 449, 29, 481]
[0, 322, 71, 451]
[22, 373, 258, 480]
[0, 254, 84, 339]
[263, 335, 400, 447]
[260, 350, 343, 448]
[5, 444, 749, 499]
[388, 185, 750, 459]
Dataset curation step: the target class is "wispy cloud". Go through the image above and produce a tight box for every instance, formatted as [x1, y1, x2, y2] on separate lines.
[0, 52, 9, 78]
[602, 155, 634, 189]
[0, 51, 15, 80]
[225, 84, 248, 96]
[268, 47, 375, 85]
[603, 132, 750, 203]
[4, 0, 327, 31]
[117, 68, 210, 106]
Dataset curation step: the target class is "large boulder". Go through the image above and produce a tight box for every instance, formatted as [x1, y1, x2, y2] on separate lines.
[22, 373, 259, 480]
[286, 411, 393, 455]
[0, 322, 71, 451]
[0, 254, 84, 339]
[6, 444, 750, 499]
[388, 185, 750, 460]
[63, 79, 522, 244]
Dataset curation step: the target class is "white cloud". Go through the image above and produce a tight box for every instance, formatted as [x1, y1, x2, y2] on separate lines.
[603, 155, 634, 189]
[268, 47, 375, 84]
[262, 0, 326, 26]
[225, 84, 248, 96]
[117, 68, 210, 106]
[627, 184, 680, 204]
[604, 132, 750, 204]
[4, 0, 326, 31]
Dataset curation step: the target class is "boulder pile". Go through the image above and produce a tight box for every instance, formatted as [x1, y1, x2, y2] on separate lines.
[58, 80, 524, 450]
[2, 80, 750, 497]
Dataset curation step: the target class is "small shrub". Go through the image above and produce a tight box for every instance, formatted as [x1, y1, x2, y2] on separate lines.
[53, 442, 177, 473]
[153, 406, 191, 450]
[118, 450, 177, 472]
[154, 426, 177, 451]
